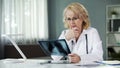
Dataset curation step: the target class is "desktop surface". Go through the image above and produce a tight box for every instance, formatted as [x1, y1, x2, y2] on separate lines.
[0, 59, 120, 68]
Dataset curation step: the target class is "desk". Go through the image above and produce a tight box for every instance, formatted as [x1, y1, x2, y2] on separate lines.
[0, 59, 120, 68]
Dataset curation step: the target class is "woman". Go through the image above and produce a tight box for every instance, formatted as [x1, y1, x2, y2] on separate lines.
[59, 2, 103, 63]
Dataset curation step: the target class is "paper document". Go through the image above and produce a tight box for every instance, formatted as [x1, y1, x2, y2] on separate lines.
[95, 60, 120, 65]
[74, 61, 100, 66]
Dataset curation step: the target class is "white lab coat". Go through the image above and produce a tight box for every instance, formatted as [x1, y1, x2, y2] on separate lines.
[59, 27, 103, 63]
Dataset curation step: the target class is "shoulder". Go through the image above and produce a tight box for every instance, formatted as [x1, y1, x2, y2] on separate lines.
[84, 27, 99, 35]
[86, 27, 98, 33]
[59, 29, 69, 39]
[61, 29, 69, 34]
[86, 27, 97, 31]
[84, 27, 101, 40]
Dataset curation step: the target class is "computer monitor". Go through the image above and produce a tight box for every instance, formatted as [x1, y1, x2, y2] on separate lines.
[38, 39, 71, 58]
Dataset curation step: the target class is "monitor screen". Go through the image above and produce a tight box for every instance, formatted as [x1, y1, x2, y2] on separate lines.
[38, 39, 71, 57]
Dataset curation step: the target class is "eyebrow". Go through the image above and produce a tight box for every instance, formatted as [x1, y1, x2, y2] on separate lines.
[66, 17, 79, 20]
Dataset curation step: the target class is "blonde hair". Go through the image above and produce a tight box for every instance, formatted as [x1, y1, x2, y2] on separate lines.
[63, 2, 90, 29]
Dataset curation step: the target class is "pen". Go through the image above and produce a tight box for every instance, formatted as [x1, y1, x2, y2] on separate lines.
[94, 61, 106, 65]
[40, 60, 70, 64]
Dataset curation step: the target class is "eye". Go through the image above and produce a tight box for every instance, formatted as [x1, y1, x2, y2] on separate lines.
[66, 18, 71, 21]
[72, 17, 78, 20]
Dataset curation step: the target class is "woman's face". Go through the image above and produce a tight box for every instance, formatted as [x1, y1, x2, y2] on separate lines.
[65, 10, 83, 36]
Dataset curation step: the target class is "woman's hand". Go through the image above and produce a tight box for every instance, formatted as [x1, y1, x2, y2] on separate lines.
[68, 53, 81, 63]
[65, 29, 75, 41]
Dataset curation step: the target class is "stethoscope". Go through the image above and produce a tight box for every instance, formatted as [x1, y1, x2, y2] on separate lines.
[71, 34, 88, 54]
[85, 34, 88, 54]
